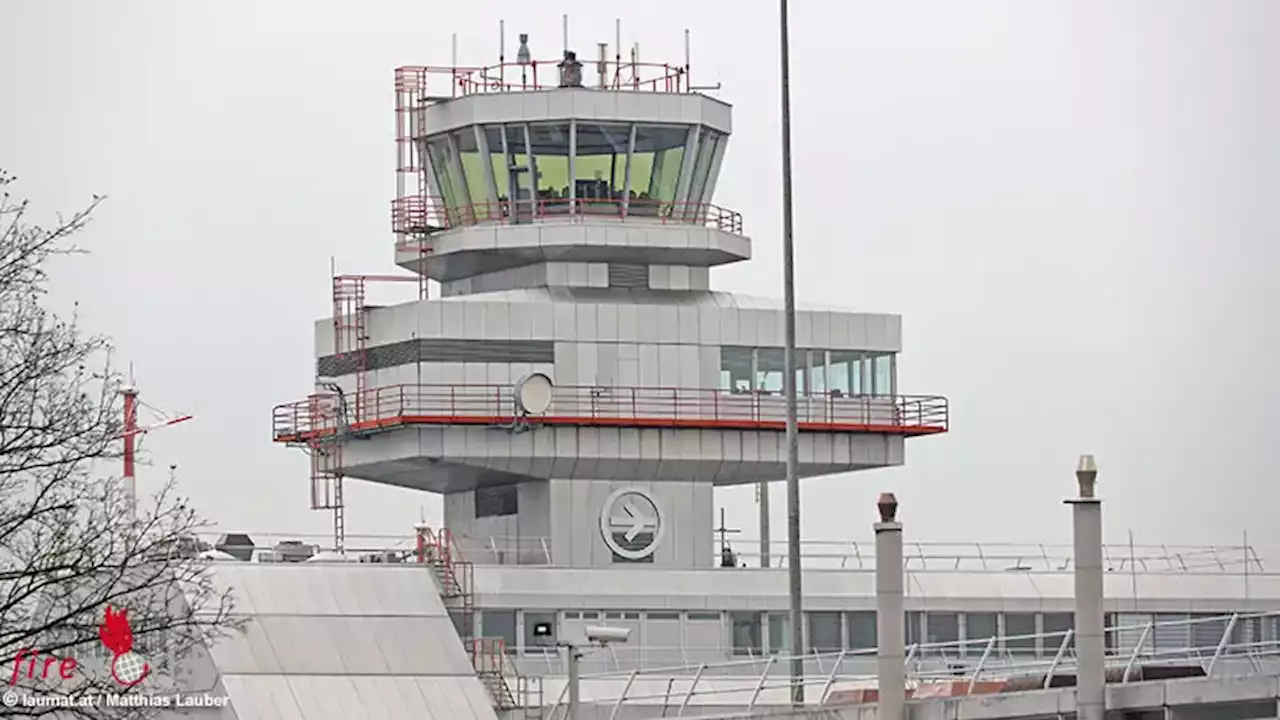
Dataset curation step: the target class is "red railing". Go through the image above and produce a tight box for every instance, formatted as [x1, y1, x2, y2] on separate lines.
[391, 195, 744, 237]
[272, 384, 949, 443]
[396, 60, 692, 101]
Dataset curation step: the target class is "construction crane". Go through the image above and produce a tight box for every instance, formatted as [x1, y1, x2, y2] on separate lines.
[119, 384, 193, 520]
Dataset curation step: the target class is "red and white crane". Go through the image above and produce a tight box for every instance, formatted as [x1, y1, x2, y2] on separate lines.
[120, 384, 193, 518]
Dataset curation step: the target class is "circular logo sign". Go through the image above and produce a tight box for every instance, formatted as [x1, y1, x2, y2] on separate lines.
[600, 488, 664, 561]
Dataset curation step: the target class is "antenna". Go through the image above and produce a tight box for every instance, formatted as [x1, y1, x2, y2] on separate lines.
[451, 33, 458, 69]
[597, 42, 609, 88]
[1128, 529, 1139, 611]
[499, 20, 505, 87]
[632, 42, 640, 90]
[615, 19, 622, 89]
[562, 14, 569, 54]
[517, 33, 532, 88]
[685, 28, 691, 92]
[1244, 528, 1250, 601]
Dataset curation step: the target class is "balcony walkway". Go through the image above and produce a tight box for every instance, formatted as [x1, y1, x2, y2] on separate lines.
[272, 384, 949, 444]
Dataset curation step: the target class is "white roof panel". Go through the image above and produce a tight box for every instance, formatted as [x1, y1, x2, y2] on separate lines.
[208, 564, 450, 617]
[221, 675, 305, 720]
[208, 618, 283, 674]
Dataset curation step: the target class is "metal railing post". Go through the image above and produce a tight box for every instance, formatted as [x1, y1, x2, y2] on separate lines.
[969, 636, 997, 693]
[747, 655, 777, 710]
[547, 680, 570, 720]
[1122, 622, 1153, 683]
[1206, 614, 1239, 676]
[608, 670, 639, 720]
[675, 663, 707, 718]
[819, 650, 846, 703]
[1043, 629, 1073, 690]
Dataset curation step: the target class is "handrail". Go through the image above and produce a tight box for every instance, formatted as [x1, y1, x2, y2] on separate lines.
[271, 384, 949, 444]
[538, 611, 1280, 715]
[395, 60, 695, 100]
[193, 531, 1266, 574]
[391, 195, 745, 237]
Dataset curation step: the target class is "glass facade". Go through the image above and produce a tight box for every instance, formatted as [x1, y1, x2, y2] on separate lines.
[631, 125, 689, 210]
[423, 121, 725, 222]
[719, 346, 897, 396]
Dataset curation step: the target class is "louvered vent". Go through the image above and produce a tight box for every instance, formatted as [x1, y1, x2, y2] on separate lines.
[608, 263, 649, 289]
[317, 339, 554, 377]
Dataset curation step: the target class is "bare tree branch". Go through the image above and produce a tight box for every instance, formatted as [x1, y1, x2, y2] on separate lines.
[0, 171, 239, 718]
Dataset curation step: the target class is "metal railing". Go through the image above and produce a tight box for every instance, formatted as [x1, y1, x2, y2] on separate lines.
[271, 384, 949, 444]
[539, 611, 1280, 718]
[396, 59, 696, 102]
[189, 531, 1264, 575]
[391, 195, 745, 237]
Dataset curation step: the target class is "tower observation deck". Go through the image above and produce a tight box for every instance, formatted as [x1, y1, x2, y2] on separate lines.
[270, 30, 949, 569]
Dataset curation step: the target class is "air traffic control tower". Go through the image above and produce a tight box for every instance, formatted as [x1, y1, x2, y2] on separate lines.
[271, 30, 949, 569]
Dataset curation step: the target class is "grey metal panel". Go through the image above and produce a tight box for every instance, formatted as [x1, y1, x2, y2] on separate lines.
[287, 676, 364, 720]
[208, 616, 283, 674]
[419, 676, 497, 719]
[220, 675, 305, 720]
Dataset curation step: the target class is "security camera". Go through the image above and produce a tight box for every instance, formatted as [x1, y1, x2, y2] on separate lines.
[585, 626, 631, 645]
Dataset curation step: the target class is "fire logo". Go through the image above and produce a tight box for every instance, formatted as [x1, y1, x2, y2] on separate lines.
[99, 605, 150, 687]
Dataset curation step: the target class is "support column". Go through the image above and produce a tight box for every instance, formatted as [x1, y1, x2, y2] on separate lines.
[1069, 455, 1105, 720]
[875, 492, 905, 720]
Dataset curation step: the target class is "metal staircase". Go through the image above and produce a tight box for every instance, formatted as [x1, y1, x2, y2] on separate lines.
[416, 526, 542, 715]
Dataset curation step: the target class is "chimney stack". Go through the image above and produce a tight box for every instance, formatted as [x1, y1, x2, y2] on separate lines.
[874, 493, 905, 720]
[1069, 455, 1105, 720]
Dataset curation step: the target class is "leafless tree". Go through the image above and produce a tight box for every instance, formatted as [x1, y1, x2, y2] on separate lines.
[0, 170, 238, 718]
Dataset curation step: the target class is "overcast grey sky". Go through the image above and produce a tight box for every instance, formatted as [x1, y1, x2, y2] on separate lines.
[1, 1, 1276, 557]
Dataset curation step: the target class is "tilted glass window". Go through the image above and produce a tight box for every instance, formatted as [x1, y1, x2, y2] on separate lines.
[427, 136, 465, 220]
[574, 123, 630, 214]
[484, 126, 510, 202]
[630, 125, 688, 210]
[452, 128, 493, 219]
[686, 129, 723, 209]
[527, 123, 571, 207]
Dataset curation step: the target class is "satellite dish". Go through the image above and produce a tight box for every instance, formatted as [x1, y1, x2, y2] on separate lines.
[514, 373, 554, 415]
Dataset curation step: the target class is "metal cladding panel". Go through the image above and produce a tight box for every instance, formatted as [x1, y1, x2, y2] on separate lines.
[209, 565, 451, 617]
[392, 288, 896, 347]
[220, 675, 304, 720]
[467, 566, 1280, 613]
[206, 564, 499, 720]
[208, 617, 283, 674]
[417, 89, 731, 137]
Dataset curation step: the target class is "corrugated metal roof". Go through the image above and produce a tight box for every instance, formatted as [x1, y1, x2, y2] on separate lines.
[204, 564, 498, 720]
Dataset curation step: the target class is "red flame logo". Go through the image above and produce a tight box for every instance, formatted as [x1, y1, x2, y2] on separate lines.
[99, 605, 149, 686]
[99, 606, 133, 655]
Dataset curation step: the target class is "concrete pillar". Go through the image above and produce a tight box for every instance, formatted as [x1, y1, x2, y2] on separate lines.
[1069, 455, 1105, 720]
[875, 492, 905, 720]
